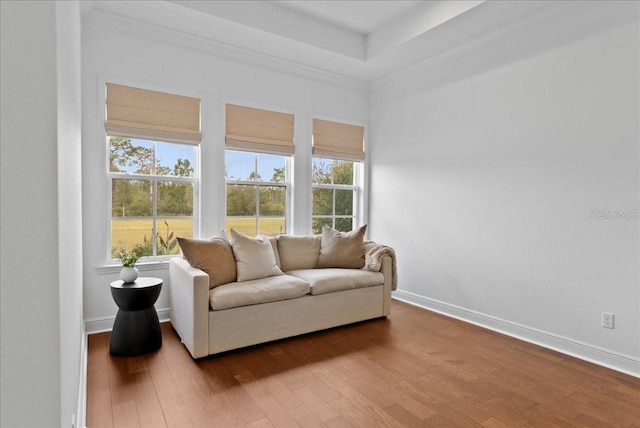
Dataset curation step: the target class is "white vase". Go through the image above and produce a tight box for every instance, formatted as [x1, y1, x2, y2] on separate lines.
[120, 266, 139, 283]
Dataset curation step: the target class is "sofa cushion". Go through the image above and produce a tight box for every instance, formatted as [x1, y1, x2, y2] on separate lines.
[277, 235, 321, 271]
[230, 229, 283, 282]
[317, 225, 367, 269]
[177, 233, 237, 289]
[209, 275, 310, 310]
[286, 268, 384, 296]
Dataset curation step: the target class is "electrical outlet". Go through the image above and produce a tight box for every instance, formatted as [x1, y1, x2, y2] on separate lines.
[602, 312, 614, 329]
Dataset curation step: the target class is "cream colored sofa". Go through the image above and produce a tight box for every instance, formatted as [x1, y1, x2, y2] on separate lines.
[169, 232, 394, 359]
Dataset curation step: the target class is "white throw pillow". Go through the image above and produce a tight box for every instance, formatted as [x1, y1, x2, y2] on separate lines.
[230, 229, 284, 282]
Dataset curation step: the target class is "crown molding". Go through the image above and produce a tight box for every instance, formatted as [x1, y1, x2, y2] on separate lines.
[85, 6, 371, 92]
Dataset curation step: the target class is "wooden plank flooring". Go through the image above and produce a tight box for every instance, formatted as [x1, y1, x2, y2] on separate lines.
[87, 300, 640, 427]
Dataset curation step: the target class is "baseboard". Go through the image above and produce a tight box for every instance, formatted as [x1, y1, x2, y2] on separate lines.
[392, 290, 640, 378]
[85, 307, 170, 334]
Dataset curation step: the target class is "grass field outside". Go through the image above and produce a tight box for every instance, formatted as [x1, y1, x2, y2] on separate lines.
[112, 218, 193, 253]
[112, 217, 285, 254]
[226, 217, 285, 237]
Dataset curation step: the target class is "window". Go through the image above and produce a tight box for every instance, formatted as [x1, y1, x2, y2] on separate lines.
[312, 118, 365, 234]
[105, 83, 201, 262]
[225, 104, 294, 237]
[226, 150, 288, 237]
[312, 157, 359, 233]
[109, 137, 196, 258]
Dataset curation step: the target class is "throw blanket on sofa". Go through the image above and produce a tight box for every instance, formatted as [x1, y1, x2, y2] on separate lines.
[363, 241, 398, 291]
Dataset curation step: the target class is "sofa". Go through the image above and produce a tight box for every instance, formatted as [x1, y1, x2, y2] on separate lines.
[169, 226, 396, 359]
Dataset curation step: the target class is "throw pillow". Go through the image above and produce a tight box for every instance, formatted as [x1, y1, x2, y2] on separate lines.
[230, 229, 284, 281]
[277, 235, 321, 271]
[316, 225, 367, 269]
[177, 233, 237, 288]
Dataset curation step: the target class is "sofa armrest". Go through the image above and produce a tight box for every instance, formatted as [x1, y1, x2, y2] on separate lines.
[169, 257, 210, 358]
[380, 255, 392, 316]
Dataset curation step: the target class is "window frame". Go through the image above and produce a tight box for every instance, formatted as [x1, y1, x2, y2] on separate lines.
[224, 150, 292, 237]
[106, 136, 200, 264]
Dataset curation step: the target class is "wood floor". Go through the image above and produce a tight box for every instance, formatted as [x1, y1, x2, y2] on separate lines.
[87, 300, 639, 427]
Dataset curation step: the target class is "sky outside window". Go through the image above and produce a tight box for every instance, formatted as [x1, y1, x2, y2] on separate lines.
[111, 138, 195, 175]
[226, 150, 284, 181]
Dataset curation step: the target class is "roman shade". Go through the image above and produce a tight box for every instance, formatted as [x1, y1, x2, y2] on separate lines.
[313, 119, 364, 161]
[105, 83, 201, 145]
[225, 104, 295, 155]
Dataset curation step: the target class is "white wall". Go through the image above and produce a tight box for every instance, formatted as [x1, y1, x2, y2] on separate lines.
[1, 1, 84, 426]
[369, 2, 639, 374]
[81, 10, 369, 324]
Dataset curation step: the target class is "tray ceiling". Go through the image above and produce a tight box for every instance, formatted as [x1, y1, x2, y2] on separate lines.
[85, 0, 566, 82]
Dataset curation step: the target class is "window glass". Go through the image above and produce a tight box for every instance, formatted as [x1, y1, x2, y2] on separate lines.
[157, 142, 195, 177]
[333, 160, 354, 185]
[226, 150, 255, 181]
[335, 218, 353, 232]
[258, 218, 286, 237]
[108, 137, 196, 260]
[335, 189, 353, 216]
[258, 153, 286, 183]
[111, 179, 153, 217]
[312, 217, 333, 234]
[312, 158, 332, 184]
[312, 188, 333, 216]
[259, 186, 286, 216]
[111, 217, 153, 257]
[109, 138, 154, 174]
[157, 182, 193, 217]
[311, 157, 359, 235]
[225, 151, 288, 237]
[226, 218, 257, 237]
[227, 184, 257, 216]
[156, 218, 190, 255]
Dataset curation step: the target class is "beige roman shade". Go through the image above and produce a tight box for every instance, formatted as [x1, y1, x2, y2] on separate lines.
[225, 104, 295, 155]
[105, 83, 201, 145]
[313, 119, 364, 162]
[313, 119, 364, 161]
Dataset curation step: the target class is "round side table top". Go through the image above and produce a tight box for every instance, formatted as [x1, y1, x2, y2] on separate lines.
[110, 277, 163, 289]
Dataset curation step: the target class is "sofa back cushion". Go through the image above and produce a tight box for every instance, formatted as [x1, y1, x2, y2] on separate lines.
[277, 235, 321, 271]
[317, 225, 367, 269]
[230, 229, 284, 281]
[177, 233, 237, 288]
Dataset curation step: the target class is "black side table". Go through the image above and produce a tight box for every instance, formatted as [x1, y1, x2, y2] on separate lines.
[110, 277, 163, 357]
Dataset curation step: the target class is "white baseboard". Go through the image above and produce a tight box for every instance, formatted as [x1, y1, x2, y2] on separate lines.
[85, 307, 170, 334]
[392, 290, 640, 378]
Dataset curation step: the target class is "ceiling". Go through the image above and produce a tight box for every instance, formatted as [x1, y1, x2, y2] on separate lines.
[86, 0, 564, 82]
[271, 0, 426, 35]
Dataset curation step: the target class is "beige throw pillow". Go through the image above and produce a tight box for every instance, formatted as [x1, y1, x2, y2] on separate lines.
[316, 225, 367, 269]
[230, 229, 284, 281]
[177, 233, 237, 288]
[277, 235, 321, 271]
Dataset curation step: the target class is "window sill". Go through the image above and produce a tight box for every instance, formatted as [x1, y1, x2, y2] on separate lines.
[96, 260, 170, 275]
